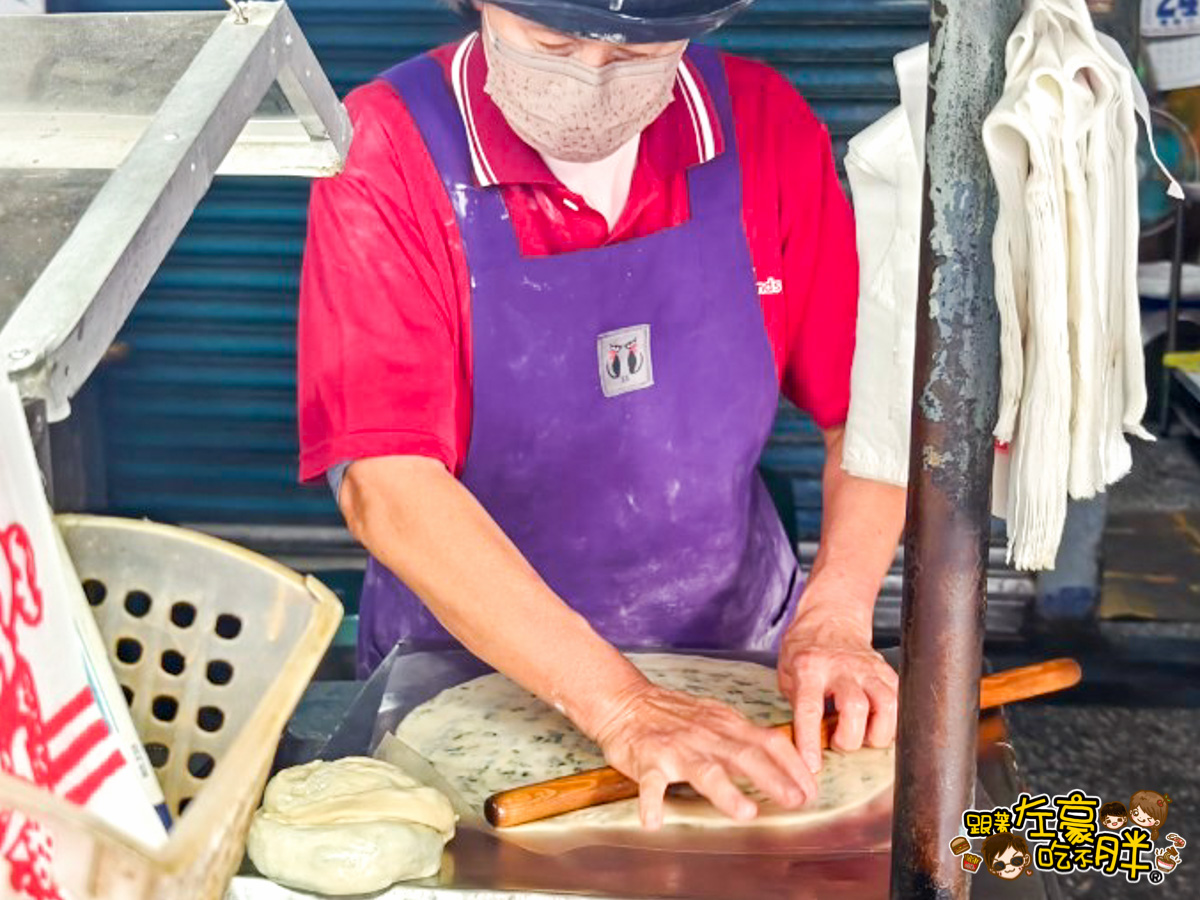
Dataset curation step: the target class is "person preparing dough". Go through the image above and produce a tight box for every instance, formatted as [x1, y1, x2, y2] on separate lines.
[297, 0, 906, 830]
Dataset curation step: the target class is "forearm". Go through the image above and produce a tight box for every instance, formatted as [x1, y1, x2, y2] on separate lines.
[799, 428, 907, 631]
[340, 455, 647, 738]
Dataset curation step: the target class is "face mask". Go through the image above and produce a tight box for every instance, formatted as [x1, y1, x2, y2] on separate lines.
[481, 16, 685, 163]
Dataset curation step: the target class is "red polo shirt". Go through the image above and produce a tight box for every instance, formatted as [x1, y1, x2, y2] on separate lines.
[298, 36, 858, 482]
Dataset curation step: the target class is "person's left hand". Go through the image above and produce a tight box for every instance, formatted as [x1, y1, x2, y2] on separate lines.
[777, 591, 898, 775]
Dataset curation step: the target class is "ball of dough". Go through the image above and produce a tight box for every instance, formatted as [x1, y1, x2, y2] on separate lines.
[246, 757, 456, 895]
[261, 756, 455, 837]
[247, 817, 445, 894]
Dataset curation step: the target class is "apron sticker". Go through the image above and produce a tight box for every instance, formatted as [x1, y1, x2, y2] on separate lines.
[597, 324, 653, 398]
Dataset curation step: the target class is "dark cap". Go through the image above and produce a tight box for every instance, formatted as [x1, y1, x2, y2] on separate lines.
[469, 0, 756, 43]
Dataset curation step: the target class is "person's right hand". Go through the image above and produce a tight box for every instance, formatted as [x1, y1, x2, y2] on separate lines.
[591, 681, 818, 830]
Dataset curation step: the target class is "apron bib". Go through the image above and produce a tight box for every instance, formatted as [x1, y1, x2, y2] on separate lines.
[358, 45, 798, 676]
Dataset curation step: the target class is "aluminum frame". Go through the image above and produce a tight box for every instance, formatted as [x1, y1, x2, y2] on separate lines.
[0, 2, 350, 420]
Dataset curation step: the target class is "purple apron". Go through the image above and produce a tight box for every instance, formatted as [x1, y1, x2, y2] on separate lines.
[358, 45, 799, 676]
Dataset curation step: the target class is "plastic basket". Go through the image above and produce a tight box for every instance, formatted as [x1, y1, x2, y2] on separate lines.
[0, 515, 342, 900]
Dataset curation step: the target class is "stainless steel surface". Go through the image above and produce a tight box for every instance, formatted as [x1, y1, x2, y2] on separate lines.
[0, 9, 339, 173]
[0, 169, 109, 334]
[246, 651, 1054, 900]
[891, 1, 1018, 898]
[234, 820, 1051, 900]
[0, 13, 221, 118]
[387, 738, 1050, 900]
[0, 2, 350, 420]
[314, 645, 402, 761]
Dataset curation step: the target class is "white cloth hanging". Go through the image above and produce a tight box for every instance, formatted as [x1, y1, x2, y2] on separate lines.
[842, 0, 1181, 571]
[842, 45, 927, 487]
[985, 0, 1181, 568]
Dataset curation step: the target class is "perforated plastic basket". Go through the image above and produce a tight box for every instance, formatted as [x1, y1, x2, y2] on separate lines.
[0, 515, 342, 900]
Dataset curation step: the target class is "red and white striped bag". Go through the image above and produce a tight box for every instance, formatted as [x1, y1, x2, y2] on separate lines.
[0, 378, 165, 900]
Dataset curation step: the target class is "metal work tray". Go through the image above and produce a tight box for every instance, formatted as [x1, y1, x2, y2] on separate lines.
[236, 644, 1058, 900]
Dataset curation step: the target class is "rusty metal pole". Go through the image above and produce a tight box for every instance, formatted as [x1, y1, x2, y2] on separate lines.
[889, 1, 1021, 898]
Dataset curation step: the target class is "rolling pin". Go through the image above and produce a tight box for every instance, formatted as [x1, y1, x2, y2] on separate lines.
[484, 657, 1081, 827]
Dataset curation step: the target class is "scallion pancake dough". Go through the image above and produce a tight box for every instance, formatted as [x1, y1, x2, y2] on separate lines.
[246, 757, 456, 895]
[395, 654, 894, 831]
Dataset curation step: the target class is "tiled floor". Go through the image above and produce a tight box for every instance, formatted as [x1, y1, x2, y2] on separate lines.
[1007, 698, 1198, 899]
[1003, 436, 1200, 899]
[1109, 437, 1200, 518]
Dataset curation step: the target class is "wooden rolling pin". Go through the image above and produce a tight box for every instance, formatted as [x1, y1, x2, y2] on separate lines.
[484, 657, 1081, 827]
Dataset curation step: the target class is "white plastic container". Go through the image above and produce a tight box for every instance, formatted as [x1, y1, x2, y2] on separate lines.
[0, 515, 341, 900]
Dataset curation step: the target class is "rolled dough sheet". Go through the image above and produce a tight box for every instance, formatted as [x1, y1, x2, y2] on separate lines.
[394, 654, 894, 840]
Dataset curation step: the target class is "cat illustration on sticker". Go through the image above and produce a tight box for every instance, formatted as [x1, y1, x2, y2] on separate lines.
[597, 324, 653, 398]
[606, 339, 644, 380]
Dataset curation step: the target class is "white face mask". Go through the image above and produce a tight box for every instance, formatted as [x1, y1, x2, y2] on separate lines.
[481, 16, 685, 163]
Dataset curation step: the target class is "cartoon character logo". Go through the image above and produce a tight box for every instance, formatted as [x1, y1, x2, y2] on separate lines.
[596, 325, 653, 397]
[605, 339, 645, 380]
[982, 831, 1032, 880]
[1129, 790, 1171, 841]
[1100, 801, 1128, 830]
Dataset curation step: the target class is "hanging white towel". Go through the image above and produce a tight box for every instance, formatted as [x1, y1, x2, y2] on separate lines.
[984, 0, 1181, 569]
[842, 0, 1181, 571]
[842, 46, 927, 487]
